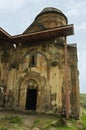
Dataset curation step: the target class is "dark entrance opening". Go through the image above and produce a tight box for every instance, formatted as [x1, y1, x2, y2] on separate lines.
[25, 88, 37, 111]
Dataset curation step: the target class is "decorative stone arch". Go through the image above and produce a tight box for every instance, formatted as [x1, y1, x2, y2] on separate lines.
[17, 50, 49, 75]
[18, 50, 48, 67]
[25, 79, 39, 89]
[19, 71, 47, 111]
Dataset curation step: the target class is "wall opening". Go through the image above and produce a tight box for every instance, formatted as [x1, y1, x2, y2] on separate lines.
[25, 88, 38, 111]
[29, 54, 37, 67]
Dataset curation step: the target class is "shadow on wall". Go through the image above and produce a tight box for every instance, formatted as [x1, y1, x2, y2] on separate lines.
[0, 87, 14, 109]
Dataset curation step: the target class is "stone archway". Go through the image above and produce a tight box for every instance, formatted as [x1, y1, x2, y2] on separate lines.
[19, 72, 47, 111]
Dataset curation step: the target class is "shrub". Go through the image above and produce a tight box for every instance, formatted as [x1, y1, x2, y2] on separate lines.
[9, 116, 22, 124]
[56, 118, 67, 127]
[81, 113, 86, 129]
[0, 127, 7, 130]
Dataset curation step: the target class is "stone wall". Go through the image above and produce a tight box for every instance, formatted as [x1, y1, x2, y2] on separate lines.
[0, 39, 80, 117]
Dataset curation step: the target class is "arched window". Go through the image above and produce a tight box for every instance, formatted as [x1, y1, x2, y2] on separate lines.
[29, 54, 37, 67]
[31, 55, 35, 66]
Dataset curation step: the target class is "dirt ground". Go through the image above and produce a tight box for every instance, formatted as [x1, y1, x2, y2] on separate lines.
[0, 109, 83, 130]
[0, 109, 58, 130]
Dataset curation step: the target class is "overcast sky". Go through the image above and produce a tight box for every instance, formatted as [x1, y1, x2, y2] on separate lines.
[0, 0, 86, 93]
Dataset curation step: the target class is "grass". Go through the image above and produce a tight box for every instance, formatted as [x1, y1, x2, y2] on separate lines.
[46, 121, 80, 130]
[0, 126, 7, 130]
[0, 114, 84, 130]
[31, 119, 40, 129]
[80, 93, 86, 109]
[81, 113, 86, 130]
[0, 116, 22, 125]
[0, 93, 86, 130]
[38, 118, 79, 130]
[0, 116, 24, 130]
[42, 123, 78, 130]
[55, 126, 77, 130]
[9, 116, 22, 124]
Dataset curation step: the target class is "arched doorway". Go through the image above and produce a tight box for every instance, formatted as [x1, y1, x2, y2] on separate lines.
[25, 79, 38, 111]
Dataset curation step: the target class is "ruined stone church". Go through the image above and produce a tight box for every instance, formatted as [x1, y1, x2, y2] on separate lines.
[0, 7, 80, 117]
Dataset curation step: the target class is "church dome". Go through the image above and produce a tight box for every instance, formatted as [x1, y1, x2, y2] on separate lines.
[35, 7, 67, 23]
[24, 7, 68, 34]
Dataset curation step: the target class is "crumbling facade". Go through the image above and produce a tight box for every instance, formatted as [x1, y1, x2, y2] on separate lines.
[0, 7, 80, 117]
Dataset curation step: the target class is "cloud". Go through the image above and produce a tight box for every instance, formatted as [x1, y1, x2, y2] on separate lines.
[78, 50, 86, 93]
[31, 0, 42, 2]
[0, 0, 42, 10]
[0, 0, 27, 10]
[0, 0, 44, 13]
[66, 0, 86, 17]
[75, 22, 86, 32]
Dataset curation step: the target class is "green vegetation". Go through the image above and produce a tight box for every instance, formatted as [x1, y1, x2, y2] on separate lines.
[33, 119, 40, 125]
[81, 114, 86, 130]
[42, 118, 78, 130]
[42, 120, 53, 130]
[80, 93, 86, 109]
[9, 116, 22, 124]
[32, 119, 40, 128]
[0, 126, 7, 130]
[0, 93, 86, 130]
[0, 115, 83, 130]
[31, 118, 79, 130]
[0, 116, 22, 125]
